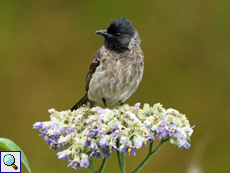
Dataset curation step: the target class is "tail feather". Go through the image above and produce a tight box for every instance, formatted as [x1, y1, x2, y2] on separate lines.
[71, 93, 96, 111]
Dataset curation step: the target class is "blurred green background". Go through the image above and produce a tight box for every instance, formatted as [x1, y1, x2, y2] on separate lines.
[0, 1, 229, 172]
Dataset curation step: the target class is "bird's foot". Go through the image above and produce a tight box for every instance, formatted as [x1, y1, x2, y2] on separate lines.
[110, 106, 119, 110]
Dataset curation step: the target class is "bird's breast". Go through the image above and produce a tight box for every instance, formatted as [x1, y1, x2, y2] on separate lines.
[88, 46, 144, 105]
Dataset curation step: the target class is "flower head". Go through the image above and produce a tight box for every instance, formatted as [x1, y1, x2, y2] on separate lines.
[84, 133, 94, 146]
[111, 123, 121, 139]
[121, 144, 137, 156]
[90, 150, 103, 159]
[68, 127, 76, 137]
[93, 129, 104, 139]
[169, 125, 179, 137]
[158, 119, 171, 138]
[68, 160, 81, 169]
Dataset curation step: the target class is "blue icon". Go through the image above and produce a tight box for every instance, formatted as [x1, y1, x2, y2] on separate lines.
[3, 154, 18, 170]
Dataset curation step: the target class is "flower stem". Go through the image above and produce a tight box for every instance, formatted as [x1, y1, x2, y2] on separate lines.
[116, 140, 121, 167]
[116, 139, 126, 173]
[120, 152, 126, 173]
[150, 138, 169, 155]
[131, 138, 170, 173]
[89, 158, 95, 173]
[148, 140, 154, 153]
[96, 158, 107, 173]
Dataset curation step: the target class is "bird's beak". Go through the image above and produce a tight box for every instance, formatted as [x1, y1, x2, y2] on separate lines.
[95, 30, 112, 38]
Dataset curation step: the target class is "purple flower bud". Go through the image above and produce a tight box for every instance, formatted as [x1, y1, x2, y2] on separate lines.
[51, 123, 59, 130]
[33, 122, 43, 129]
[80, 158, 89, 168]
[103, 150, 111, 158]
[99, 137, 108, 147]
[86, 118, 93, 124]
[120, 137, 127, 144]
[134, 103, 140, 108]
[57, 151, 69, 160]
[90, 150, 103, 159]
[136, 140, 143, 149]
[96, 106, 105, 114]
[91, 142, 98, 150]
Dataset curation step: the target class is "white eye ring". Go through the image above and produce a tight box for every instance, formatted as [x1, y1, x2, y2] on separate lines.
[116, 33, 121, 37]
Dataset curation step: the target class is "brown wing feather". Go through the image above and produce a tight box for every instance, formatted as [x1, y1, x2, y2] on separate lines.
[71, 50, 102, 110]
[85, 49, 101, 91]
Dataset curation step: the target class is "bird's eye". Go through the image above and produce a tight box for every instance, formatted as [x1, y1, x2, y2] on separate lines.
[116, 32, 121, 37]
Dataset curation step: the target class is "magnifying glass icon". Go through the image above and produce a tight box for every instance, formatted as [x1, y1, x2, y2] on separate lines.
[3, 154, 18, 170]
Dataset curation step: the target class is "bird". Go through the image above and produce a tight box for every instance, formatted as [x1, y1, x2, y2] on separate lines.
[71, 17, 144, 111]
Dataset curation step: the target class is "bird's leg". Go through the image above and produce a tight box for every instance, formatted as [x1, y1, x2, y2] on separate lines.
[102, 98, 108, 109]
[110, 101, 123, 110]
[119, 101, 124, 106]
[112, 106, 119, 110]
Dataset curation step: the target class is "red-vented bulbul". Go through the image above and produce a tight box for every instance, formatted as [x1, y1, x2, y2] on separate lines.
[71, 17, 144, 110]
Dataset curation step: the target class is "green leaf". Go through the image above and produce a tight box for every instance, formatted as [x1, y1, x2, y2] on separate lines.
[0, 138, 31, 173]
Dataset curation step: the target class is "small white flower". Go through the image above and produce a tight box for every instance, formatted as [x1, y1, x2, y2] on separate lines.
[143, 119, 151, 127]
[143, 103, 150, 111]
[58, 135, 72, 144]
[173, 117, 182, 126]
[48, 108, 56, 114]
[47, 129, 57, 136]
[167, 108, 179, 115]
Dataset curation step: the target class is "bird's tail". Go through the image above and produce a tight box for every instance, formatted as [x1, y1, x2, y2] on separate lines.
[71, 93, 96, 111]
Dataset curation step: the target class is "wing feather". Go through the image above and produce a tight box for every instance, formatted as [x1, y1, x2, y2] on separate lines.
[85, 50, 101, 91]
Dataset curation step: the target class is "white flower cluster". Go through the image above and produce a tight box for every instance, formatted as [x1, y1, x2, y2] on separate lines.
[33, 103, 194, 169]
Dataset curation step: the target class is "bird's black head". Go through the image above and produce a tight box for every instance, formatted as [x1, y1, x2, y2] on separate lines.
[95, 17, 135, 53]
